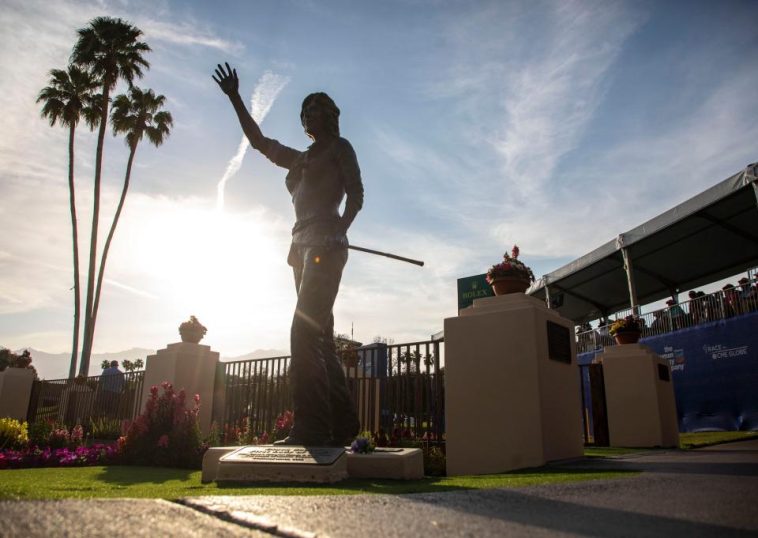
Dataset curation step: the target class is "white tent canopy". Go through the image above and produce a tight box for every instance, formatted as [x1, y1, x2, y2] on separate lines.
[528, 163, 758, 323]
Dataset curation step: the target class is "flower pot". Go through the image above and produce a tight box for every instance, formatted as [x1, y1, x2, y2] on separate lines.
[614, 331, 641, 345]
[180, 328, 204, 344]
[490, 276, 530, 296]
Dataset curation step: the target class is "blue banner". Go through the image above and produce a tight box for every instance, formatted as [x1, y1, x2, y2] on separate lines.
[578, 312, 758, 432]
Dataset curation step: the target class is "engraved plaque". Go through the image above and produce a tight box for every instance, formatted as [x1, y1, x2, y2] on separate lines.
[220, 446, 344, 466]
[546, 321, 572, 364]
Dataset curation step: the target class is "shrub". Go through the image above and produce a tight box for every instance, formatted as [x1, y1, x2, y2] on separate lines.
[120, 381, 203, 468]
[89, 417, 122, 440]
[28, 420, 54, 447]
[273, 410, 293, 442]
[0, 418, 29, 450]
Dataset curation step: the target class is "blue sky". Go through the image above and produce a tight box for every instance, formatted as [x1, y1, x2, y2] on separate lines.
[1, 0, 756, 363]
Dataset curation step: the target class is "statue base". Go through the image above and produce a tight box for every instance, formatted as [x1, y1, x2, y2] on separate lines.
[214, 445, 347, 484]
[202, 445, 424, 483]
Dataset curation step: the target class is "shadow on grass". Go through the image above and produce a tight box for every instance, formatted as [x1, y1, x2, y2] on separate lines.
[96, 465, 196, 485]
[214, 466, 637, 496]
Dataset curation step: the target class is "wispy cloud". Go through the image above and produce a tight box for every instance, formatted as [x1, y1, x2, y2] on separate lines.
[141, 20, 244, 54]
[216, 71, 290, 211]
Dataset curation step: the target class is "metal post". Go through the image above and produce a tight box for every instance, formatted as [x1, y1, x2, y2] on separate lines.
[543, 275, 552, 309]
[618, 235, 640, 316]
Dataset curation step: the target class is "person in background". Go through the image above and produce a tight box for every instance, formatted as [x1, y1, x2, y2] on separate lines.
[99, 360, 125, 417]
[737, 277, 754, 313]
[722, 284, 739, 318]
[666, 299, 686, 330]
[650, 309, 668, 334]
[687, 290, 704, 325]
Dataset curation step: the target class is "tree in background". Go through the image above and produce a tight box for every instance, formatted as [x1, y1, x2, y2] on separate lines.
[89, 87, 172, 346]
[71, 16, 151, 376]
[37, 65, 100, 379]
[0, 349, 38, 379]
[121, 359, 144, 372]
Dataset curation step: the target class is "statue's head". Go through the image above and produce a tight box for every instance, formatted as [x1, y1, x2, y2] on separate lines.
[301, 92, 340, 140]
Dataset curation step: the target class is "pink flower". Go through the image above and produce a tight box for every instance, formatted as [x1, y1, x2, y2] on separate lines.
[511, 245, 520, 258]
[193, 394, 200, 404]
[157, 434, 169, 448]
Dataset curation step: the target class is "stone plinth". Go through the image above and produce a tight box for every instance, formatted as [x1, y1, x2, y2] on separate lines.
[347, 447, 423, 479]
[215, 446, 347, 483]
[0, 368, 35, 421]
[202, 446, 424, 482]
[201, 446, 239, 483]
[599, 344, 679, 448]
[444, 293, 583, 476]
[141, 342, 220, 436]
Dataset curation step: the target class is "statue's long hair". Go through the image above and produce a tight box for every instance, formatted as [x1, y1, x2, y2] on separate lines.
[301, 92, 340, 139]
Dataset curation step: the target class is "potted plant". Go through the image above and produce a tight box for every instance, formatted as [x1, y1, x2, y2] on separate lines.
[179, 315, 207, 344]
[609, 315, 642, 345]
[485, 245, 536, 295]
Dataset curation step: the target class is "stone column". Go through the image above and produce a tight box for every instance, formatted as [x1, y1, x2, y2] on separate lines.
[0, 368, 35, 421]
[141, 342, 220, 436]
[444, 293, 583, 475]
[599, 344, 679, 448]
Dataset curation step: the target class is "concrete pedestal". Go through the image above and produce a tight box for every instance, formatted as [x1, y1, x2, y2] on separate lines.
[599, 344, 679, 448]
[202, 445, 424, 482]
[216, 446, 348, 483]
[0, 368, 35, 421]
[444, 293, 583, 476]
[142, 342, 220, 436]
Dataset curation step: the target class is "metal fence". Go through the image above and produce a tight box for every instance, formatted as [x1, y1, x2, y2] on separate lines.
[27, 371, 145, 428]
[220, 339, 445, 444]
[575, 286, 758, 354]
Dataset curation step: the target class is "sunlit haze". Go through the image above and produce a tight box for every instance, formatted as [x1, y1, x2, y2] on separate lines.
[1, 0, 757, 368]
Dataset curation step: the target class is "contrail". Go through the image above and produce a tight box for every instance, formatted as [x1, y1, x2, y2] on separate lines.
[216, 71, 290, 211]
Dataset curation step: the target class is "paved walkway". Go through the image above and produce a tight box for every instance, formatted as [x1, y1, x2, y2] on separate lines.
[2, 440, 757, 537]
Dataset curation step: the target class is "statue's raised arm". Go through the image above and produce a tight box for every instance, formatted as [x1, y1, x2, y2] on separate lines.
[212, 62, 265, 150]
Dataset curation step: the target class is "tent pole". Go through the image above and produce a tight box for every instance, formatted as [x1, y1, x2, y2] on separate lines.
[620, 245, 640, 316]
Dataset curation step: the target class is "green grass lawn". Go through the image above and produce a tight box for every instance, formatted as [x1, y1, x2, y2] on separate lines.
[679, 430, 758, 449]
[0, 465, 634, 501]
[583, 431, 758, 457]
[4, 432, 754, 501]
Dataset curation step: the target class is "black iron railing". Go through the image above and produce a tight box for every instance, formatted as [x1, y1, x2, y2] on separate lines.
[219, 339, 445, 444]
[576, 286, 758, 354]
[27, 371, 144, 428]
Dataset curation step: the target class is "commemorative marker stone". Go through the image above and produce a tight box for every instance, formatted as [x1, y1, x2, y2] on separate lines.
[215, 446, 348, 483]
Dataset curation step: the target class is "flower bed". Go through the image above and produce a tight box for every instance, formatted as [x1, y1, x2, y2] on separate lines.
[0, 443, 119, 469]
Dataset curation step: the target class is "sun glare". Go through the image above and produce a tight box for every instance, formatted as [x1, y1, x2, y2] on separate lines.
[120, 198, 295, 353]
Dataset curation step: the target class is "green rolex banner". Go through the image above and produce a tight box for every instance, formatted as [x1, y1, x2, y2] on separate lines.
[457, 274, 494, 310]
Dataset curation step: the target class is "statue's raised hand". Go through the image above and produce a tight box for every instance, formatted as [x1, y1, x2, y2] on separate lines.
[212, 62, 239, 96]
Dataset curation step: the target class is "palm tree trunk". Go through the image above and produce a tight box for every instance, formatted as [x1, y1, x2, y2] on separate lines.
[91, 143, 137, 343]
[79, 86, 110, 376]
[67, 123, 81, 380]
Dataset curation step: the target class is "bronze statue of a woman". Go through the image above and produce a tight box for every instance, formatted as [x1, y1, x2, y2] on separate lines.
[213, 63, 362, 446]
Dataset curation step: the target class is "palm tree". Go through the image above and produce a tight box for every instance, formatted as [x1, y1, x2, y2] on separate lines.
[90, 87, 172, 341]
[71, 16, 150, 376]
[37, 64, 100, 379]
